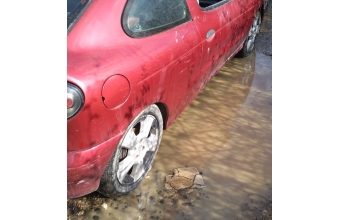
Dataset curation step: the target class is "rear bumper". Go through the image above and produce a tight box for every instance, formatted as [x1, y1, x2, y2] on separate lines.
[67, 134, 122, 198]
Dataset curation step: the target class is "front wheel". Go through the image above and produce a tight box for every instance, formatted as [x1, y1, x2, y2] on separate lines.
[236, 10, 261, 58]
[98, 104, 163, 197]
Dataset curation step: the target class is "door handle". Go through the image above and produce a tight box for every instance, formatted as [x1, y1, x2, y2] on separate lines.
[206, 29, 215, 41]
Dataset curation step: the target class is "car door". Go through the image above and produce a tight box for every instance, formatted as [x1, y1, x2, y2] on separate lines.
[191, 1, 226, 88]
[191, 0, 250, 88]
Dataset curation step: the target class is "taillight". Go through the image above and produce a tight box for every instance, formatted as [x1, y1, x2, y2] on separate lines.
[67, 83, 84, 119]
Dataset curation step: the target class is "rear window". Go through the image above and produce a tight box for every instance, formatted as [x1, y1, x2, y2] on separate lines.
[67, 0, 92, 32]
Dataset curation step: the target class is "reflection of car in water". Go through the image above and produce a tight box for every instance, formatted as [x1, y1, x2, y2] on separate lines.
[236, 52, 256, 87]
[159, 52, 257, 174]
[194, 51, 256, 119]
[67, 0, 265, 198]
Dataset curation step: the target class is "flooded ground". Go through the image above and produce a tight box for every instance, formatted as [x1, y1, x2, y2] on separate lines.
[68, 3, 272, 220]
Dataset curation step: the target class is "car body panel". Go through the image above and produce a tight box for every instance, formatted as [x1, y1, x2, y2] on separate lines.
[67, 0, 202, 152]
[67, 0, 264, 198]
[67, 134, 122, 198]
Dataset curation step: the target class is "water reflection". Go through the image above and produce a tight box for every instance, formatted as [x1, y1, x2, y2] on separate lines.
[68, 51, 272, 220]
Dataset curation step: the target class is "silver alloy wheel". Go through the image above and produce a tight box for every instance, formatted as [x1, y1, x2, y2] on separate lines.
[98, 104, 163, 197]
[117, 114, 160, 184]
[246, 11, 261, 55]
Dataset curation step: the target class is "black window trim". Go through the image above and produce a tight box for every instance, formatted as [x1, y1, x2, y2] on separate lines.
[199, 0, 232, 11]
[122, 0, 192, 38]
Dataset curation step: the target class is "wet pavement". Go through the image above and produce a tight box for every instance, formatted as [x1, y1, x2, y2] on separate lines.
[68, 3, 272, 220]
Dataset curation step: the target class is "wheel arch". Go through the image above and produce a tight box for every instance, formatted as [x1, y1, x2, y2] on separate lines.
[155, 102, 169, 130]
[260, 2, 265, 24]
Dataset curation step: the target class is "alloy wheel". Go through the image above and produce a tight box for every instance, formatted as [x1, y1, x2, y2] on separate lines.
[117, 114, 160, 185]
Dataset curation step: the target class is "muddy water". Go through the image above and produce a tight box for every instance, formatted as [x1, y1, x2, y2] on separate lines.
[70, 51, 272, 220]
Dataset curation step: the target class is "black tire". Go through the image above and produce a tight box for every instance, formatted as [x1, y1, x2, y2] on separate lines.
[236, 10, 262, 58]
[98, 104, 163, 197]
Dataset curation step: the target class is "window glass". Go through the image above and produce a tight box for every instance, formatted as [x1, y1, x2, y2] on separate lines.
[198, 0, 231, 10]
[122, 0, 192, 37]
[67, 0, 92, 31]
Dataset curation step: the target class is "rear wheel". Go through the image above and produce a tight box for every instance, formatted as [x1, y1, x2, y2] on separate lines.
[98, 104, 163, 197]
[236, 10, 261, 58]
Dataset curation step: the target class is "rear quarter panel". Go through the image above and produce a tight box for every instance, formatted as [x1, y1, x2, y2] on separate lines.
[67, 0, 203, 152]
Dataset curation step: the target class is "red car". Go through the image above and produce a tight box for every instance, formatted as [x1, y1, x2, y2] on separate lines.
[67, 0, 264, 198]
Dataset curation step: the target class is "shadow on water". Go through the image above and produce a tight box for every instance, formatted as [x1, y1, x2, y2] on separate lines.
[67, 51, 272, 220]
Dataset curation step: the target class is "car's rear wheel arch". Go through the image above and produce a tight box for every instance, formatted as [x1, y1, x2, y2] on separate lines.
[155, 102, 168, 130]
[260, 4, 265, 23]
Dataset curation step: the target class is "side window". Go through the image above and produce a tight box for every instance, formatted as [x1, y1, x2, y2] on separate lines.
[198, 0, 231, 11]
[122, 0, 192, 38]
[67, 0, 92, 32]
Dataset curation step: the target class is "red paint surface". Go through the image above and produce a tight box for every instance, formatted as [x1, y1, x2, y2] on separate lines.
[67, 0, 264, 198]
[102, 75, 130, 109]
[67, 134, 122, 198]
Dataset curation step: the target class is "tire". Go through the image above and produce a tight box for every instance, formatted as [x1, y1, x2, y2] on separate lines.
[98, 104, 163, 197]
[236, 10, 261, 58]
